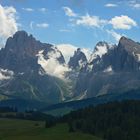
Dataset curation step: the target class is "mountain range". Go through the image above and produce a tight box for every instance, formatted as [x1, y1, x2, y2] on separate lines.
[75, 37, 140, 98]
[0, 30, 140, 110]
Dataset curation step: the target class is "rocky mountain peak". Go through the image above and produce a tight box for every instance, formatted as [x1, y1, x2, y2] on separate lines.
[68, 48, 87, 69]
[0, 31, 72, 104]
[76, 48, 81, 53]
[95, 41, 114, 52]
[0, 31, 67, 74]
[5, 30, 42, 57]
[118, 36, 140, 54]
[96, 41, 109, 47]
[75, 37, 140, 100]
[119, 36, 134, 45]
[89, 41, 114, 64]
[13, 30, 28, 39]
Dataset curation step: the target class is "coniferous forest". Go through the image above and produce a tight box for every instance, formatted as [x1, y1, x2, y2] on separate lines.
[61, 100, 140, 140]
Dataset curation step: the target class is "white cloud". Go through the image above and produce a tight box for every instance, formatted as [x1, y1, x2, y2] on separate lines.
[133, 3, 140, 8]
[39, 8, 47, 12]
[0, 5, 18, 42]
[82, 48, 92, 60]
[59, 29, 72, 32]
[37, 50, 71, 80]
[66, 10, 137, 31]
[30, 21, 34, 30]
[36, 23, 49, 28]
[63, 7, 77, 17]
[107, 30, 122, 42]
[22, 8, 34, 12]
[76, 14, 107, 28]
[129, 0, 140, 9]
[57, 44, 91, 63]
[105, 3, 118, 7]
[57, 44, 77, 63]
[109, 15, 137, 30]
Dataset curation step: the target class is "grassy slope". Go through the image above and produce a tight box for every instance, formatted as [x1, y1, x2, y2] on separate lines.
[0, 118, 102, 140]
[45, 107, 73, 116]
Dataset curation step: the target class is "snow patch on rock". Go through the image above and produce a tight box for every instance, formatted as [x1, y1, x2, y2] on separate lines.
[136, 54, 140, 62]
[78, 59, 86, 68]
[103, 66, 113, 73]
[0, 68, 14, 80]
[89, 42, 114, 63]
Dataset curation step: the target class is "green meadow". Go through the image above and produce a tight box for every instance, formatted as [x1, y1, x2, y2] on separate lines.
[0, 118, 102, 140]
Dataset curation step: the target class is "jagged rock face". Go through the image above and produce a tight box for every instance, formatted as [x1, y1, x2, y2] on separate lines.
[114, 37, 140, 71]
[0, 31, 41, 73]
[85, 37, 140, 73]
[68, 48, 87, 70]
[0, 31, 68, 104]
[85, 41, 115, 73]
[0, 31, 65, 74]
[1, 31, 140, 105]
[74, 37, 140, 99]
[98, 37, 140, 72]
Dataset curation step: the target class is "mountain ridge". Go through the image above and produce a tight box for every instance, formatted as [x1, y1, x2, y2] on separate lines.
[74, 36, 140, 99]
[0, 31, 74, 105]
[0, 30, 140, 110]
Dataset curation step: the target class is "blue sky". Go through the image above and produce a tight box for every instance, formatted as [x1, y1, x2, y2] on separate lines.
[0, 0, 140, 50]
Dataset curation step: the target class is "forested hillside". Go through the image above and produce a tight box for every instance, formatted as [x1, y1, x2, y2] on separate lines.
[62, 100, 140, 140]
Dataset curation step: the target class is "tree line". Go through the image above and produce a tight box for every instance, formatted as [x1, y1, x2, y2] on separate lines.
[60, 100, 140, 140]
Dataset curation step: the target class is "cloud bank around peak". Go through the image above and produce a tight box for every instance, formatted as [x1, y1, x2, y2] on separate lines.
[37, 50, 71, 80]
[57, 44, 92, 63]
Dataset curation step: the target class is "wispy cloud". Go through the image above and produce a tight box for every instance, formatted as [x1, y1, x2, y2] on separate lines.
[63, 7, 77, 17]
[22, 8, 34, 12]
[62, 6, 138, 44]
[36, 23, 49, 28]
[62, 7, 107, 29]
[106, 30, 122, 42]
[133, 3, 140, 8]
[39, 8, 47, 12]
[76, 13, 107, 28]
[30, 21, 34, 30]
[62, 6, 138, 46]
[105, 3, 118, 7]
[59, 29, 72, 32]
[129, 0, 140, 9]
